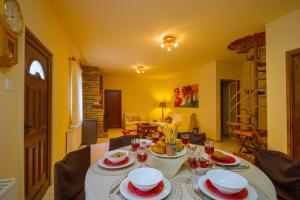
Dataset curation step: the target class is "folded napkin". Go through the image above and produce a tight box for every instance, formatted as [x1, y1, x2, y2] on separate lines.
[147, 154, 187, 178]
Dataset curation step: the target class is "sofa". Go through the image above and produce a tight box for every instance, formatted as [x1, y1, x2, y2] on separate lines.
[123, 112, 150, 130]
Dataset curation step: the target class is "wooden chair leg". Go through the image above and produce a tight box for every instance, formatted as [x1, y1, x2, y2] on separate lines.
[238, 136, 249, 153]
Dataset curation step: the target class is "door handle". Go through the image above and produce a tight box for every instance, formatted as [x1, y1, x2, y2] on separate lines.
[24, 124, 32, 129]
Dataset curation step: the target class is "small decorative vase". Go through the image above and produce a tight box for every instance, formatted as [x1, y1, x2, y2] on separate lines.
[166, 143, 176, 156]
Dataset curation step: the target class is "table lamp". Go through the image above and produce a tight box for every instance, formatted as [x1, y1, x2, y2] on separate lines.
[158, 102, 167, 122]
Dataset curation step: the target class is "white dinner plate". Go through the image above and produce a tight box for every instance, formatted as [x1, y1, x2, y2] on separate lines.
[120, 177, 171, 200]
[97, 156, 135, 169]
[198, 175, 258, 200]
[150, 148, 186, 158]
[202, 150, 241, 166]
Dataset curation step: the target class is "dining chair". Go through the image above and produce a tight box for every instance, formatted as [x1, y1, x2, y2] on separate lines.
[177, 132, 206, 145]
[255, 145, 300, 200]
[109, 135, 138, 151]
[54, 145, 91, 200]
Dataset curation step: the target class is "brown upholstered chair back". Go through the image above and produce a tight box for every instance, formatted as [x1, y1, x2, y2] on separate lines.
[109, 135, 138, 151]
[255, 145, 300, 200]
[177, 132, 206, 145]
[54, 145, 91, 200]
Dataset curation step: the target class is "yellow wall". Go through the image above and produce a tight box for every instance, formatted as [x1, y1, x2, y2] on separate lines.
[0, 38, 25, 200]
[0, 0, 76, 198]
[266, 8, 300, 152]
[104, 75, 173, 121]
[169, 62, 218, 139]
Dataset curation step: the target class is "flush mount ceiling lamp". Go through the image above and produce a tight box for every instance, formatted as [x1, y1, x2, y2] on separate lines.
[160, 35, 178, 51]
[136, 65, 145, 74]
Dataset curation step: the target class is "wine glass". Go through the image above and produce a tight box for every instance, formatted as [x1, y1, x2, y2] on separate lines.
[137, 146, 148, 167]
[204, 140, 214, 162]
[181, 134, 190, 146]
[131, 138, 140, 152]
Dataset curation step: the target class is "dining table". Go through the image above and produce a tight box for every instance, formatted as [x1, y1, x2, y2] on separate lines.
[85, 145, 277, 200]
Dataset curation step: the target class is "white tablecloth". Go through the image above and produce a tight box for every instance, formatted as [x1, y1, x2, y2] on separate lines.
[85, 146, 276, 200]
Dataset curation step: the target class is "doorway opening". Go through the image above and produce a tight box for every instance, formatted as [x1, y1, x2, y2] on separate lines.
[104, 90, 122, 128]
[287, 48, 300, 160]
[24, 28, 52, 200]
[220, 80, 240, 140]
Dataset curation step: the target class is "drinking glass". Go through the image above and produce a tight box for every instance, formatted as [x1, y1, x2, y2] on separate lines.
[181, 134, 190, 146]
[137, 146, 148, 167]
[187, 146, 200, 174]
[204, 140, 214, 162]
[131, 138, 140, 152]
[152, 133, 160, 143]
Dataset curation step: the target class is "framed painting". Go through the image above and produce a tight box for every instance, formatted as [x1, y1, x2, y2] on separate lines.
[174, 84, 199, 107]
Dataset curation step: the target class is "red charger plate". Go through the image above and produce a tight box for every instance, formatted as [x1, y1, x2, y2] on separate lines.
[206, 179, 248, 200]
[103, 157, 129, 166]
[211, 154, 236, 164]
[128, 181, 164, 197]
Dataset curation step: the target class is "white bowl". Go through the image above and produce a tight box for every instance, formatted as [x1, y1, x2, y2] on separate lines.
[206, 169, 248, 194]
[105, 150, 128, 164]
[128, 167, 163, 192]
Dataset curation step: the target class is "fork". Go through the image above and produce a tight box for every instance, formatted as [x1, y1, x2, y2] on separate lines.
[110, 175, 127, 194]
[219, 163, 250, 171]
[193, 178, 213, 200]
[115, 189, 126, 200]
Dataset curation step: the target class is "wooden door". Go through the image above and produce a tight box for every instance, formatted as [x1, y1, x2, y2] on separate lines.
[105, 90, 122, 128]
[287, 48, 300, 160]
[24, 29, 52, 200]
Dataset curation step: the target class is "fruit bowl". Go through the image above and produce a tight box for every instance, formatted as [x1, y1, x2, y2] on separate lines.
[206, 169, 248, 194]
[128, 167, 163, 192]
[105, 150, 128, 164]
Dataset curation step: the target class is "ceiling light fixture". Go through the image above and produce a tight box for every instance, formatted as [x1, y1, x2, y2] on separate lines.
[160, 35, 178, 52]
[136, 65, 145, 74]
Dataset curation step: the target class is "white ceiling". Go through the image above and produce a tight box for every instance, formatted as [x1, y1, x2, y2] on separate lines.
[50, 0, 300, 77]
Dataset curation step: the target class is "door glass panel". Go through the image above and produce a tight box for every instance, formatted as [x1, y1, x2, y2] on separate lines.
[29, 60, 45, 80]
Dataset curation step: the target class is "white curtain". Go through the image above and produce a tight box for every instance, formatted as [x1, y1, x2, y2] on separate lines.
[70, 60, 83, 126]
[67, 59, 83, 152]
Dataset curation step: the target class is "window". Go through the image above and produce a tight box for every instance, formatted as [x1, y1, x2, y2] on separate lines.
[70, 60, 83, 126]
[29, 60, 45, 80]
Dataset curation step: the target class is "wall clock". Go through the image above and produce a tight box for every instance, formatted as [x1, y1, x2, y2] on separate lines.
[4, 0, 24, 34]
[0, 0, 23, 67]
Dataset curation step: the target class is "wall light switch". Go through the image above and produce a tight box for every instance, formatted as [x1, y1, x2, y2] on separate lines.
[5, 79, 13, 91]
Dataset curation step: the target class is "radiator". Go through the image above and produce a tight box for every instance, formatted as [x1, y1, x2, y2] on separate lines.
[0, 179, 16, 200]
[66, 124, 82, 153]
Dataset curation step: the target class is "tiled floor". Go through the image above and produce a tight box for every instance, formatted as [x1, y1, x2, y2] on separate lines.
[42, 129, 242, 200]
[96, 128, 123, 143]
[41, 185, 54, 200]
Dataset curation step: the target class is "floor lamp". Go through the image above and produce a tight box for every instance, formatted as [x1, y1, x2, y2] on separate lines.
[158, 102, 167, 122]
